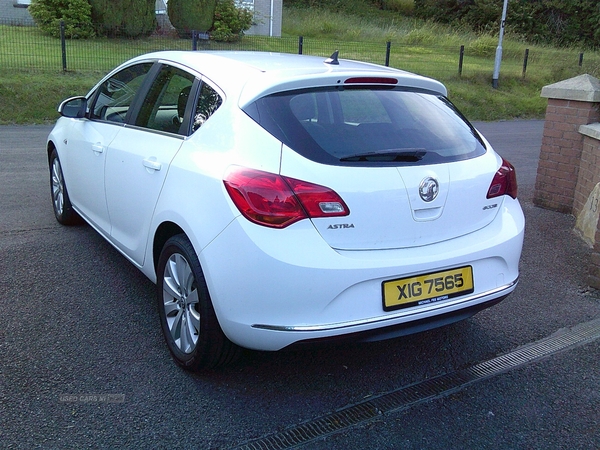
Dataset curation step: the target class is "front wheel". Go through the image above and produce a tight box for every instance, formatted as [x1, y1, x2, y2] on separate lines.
[156, 234, 240, 370]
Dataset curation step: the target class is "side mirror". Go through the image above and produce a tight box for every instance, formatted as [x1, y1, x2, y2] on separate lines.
[58, 96, 87, 119]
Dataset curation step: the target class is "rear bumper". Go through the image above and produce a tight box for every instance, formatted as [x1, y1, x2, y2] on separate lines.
[198, 197, 524, 351]
[248, 279, 516, 351]
[282, 290, 511, 349]
[285, 294, 509, 350]
[254, 280, 516, 334]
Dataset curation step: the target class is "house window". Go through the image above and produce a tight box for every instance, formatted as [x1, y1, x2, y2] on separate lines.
[237, 0, 254, 11]
[155, 0, 167, 14]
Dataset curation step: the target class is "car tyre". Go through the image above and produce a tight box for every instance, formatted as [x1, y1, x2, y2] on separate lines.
[49, 149, 80, 225]
[157, 234, 240, 370]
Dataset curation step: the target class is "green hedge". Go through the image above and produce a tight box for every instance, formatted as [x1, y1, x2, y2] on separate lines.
[414, 0, 600, 48]
[210, 0, 253, 42]
[168, 0, 216, 36]
[89, 0, 156, 37]
[29, 0, 95, 39]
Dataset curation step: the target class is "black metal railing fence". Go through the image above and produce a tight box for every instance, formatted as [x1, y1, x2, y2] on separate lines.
[1, 19, 598, 83]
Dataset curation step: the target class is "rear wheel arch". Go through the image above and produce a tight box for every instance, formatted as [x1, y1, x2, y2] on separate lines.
[155, 231, 241, 370]
[153, 221, 185, 272]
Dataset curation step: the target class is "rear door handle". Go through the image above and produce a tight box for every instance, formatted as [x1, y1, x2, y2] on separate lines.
[143, 158, 162, 171]
[92, 143, 104, 154]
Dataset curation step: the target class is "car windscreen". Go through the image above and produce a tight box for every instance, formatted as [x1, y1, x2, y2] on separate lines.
[243, 86, 487, 166]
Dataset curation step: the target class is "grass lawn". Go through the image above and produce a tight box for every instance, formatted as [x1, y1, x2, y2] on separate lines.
[1, 5, 599, 124]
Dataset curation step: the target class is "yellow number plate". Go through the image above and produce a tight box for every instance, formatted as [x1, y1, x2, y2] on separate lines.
[383, 266, 474, 311]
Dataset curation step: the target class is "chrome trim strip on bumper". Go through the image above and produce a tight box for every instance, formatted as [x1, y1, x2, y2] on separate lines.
[252, 279, 518, 333]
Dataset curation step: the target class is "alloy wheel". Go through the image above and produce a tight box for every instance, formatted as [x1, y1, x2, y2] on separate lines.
[51, 158, 64, 216]
[162, 253, 200, 354]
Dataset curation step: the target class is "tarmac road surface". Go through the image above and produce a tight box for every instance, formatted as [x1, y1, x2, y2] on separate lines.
[0, 121, 599, 449]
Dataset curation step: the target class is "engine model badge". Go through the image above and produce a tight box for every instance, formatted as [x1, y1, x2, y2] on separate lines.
[419, 177, 439, 202]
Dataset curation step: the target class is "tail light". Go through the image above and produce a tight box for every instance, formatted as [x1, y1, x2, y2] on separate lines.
[487, 158, 518, 199]
[224, 167, 349, 228]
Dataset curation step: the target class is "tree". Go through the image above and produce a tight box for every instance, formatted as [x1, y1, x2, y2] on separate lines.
[89, 0, 156, 37]
[168, 0, 217, 37]
[29, 0, 95, 39]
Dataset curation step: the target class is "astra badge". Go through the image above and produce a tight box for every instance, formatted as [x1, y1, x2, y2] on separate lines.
[327, 223, 355, 230]
[419, 177, 439, 202]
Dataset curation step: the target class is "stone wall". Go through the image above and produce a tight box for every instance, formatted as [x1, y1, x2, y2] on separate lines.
[533, 74, 600, 288]
[576, 124, 600, 287]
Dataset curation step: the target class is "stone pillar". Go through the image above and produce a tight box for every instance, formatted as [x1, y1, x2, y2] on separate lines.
[533, 74, 600, 213]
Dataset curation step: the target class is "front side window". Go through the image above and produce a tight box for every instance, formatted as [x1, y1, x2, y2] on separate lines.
[89, 63, 153, 123]
[244, 87, 486, 166]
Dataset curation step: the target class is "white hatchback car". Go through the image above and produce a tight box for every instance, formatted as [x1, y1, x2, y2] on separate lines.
[47, 50, 524, 370]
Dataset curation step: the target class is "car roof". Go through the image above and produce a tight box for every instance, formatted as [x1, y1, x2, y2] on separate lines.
[124, 50, 448, 106]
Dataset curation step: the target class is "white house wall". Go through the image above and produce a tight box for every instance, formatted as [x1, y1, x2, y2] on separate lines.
[1, 0, 35, 25]
[245, 0, 282, 37]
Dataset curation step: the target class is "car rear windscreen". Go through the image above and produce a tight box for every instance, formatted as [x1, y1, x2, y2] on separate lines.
[243, 87, 487, 166]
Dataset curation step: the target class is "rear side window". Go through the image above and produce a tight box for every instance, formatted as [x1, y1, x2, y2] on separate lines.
[244, 87, 486, 166]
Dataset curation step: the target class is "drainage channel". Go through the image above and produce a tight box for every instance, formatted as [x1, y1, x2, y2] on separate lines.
[231, 317, 600, 450]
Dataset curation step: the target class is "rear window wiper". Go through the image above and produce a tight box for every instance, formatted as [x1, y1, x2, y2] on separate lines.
[340, 148, 427, 162]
